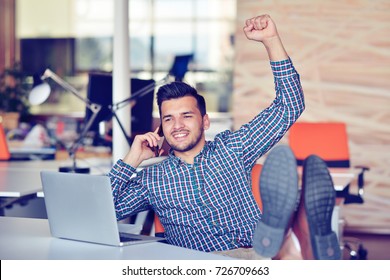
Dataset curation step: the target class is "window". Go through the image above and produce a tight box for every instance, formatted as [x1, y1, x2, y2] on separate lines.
[17, 0, 236, 113]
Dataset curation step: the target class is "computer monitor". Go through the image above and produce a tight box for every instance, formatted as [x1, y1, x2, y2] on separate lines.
[169, 54, 194, 81]
[20, 38, 75, 76]
[85, 72, 155, 145]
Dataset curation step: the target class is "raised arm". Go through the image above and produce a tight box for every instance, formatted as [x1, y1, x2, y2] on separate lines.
[230, 14, 304, 167]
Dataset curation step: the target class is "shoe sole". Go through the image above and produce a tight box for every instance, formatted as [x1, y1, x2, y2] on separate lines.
[253, 145, 299, 258]
[303, 155, 342, 260]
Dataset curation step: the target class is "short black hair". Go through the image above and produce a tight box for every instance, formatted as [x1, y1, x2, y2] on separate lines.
[157, 81, 206, 117]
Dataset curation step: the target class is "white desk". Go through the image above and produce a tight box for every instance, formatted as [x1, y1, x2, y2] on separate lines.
[0, 158, 112, 198]
[327, 168, 361, 192]
[0, 169, 44, 197]
[1, 153, 361, 196]
[0, 159, 359, 198]
[0, 217, 231, 260]
[295, 167, 361, 192]
[0, 160, 56, 197]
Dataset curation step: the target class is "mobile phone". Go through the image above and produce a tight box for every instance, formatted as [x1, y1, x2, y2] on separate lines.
[157, 124, 164, 137]
[151, 124, 164, 157]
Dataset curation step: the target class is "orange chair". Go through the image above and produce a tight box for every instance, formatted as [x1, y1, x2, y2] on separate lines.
[154, 214, 165, 237]
[251, 164, 264, 211]
[0, 123, 11, 160]
[154, 164, 264, 237]
[288, 122, 369, 204]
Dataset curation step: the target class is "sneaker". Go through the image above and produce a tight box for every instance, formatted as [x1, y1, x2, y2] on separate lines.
[303, 155, 341, 260]
[253, 145, 299, 258]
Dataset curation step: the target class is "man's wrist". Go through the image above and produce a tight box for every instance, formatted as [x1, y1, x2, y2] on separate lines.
[263, 36, 288, 62]
[111, 159, 137, 181]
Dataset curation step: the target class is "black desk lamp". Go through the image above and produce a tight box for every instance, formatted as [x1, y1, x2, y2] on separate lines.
[109, 75, 169, 146]
[29, 69, 102, 173]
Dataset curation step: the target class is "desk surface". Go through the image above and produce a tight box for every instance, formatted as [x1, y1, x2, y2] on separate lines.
[0, 169, 43, 197]
[0, 158, 112, 197]
[1, 158, 360, 198]
[297, 167, 361, 192]
[0, 217, 230, 260]
[0, 157, 112, 171]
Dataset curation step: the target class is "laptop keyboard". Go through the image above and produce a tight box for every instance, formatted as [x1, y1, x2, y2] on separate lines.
[119, 233, 142, 242]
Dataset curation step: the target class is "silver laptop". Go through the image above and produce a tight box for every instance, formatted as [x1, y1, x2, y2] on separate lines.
[40, 171, 164, 246]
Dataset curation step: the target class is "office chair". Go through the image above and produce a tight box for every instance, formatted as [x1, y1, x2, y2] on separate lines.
[0, 123, 11, 160]
[288, 122, 369, 204]
[288, 122, 369, 260]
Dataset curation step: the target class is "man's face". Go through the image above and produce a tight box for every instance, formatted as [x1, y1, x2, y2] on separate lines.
[160, 96, 209, 155]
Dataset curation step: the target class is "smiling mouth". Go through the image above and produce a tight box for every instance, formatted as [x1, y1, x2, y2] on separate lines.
[172, 131, 189, 140]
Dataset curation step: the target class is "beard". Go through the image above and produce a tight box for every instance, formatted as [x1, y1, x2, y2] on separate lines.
[166, 126, 205, 153]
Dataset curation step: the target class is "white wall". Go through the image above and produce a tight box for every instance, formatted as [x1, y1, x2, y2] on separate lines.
[16, 0, 74, 37]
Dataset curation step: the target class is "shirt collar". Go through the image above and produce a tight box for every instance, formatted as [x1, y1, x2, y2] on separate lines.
[167, 141, 213, 166]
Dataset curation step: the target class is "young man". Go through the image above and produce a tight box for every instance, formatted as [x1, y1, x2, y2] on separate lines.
[109, 14, 340, 259]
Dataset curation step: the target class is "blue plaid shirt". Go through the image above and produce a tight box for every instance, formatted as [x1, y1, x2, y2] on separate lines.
[109, 58, 304, 252]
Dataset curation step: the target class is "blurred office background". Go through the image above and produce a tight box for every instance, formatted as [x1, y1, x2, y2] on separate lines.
[233, 0, 390, 237]
[0, 0, 389, 257]
[10, 0, 236, 115]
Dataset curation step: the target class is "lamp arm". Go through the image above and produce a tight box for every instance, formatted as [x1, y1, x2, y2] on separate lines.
[107, 75, 170, 147]
[42, 69, 94, 109]
[67, 103, 102, 158]
[112, 74, 169, 111]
